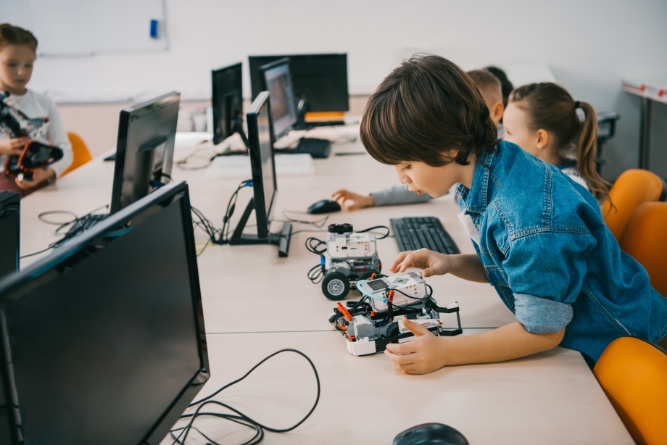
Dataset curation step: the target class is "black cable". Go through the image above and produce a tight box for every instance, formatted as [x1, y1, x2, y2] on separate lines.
[22, 204, 110, 259]
[356, 225, 391, 239]
[171, 348, 320, 445]
[281, 210, 330, 228]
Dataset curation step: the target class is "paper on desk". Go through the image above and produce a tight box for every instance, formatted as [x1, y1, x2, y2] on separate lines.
[205, 153, 316, 179]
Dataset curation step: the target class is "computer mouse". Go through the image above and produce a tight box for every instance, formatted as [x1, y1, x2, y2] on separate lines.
[307, 199, 341, 214]
[393, 423, 469, 445]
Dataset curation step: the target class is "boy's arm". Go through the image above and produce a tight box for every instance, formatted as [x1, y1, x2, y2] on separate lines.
[385, 320, 565, 374]
[371, 184, 432, 206]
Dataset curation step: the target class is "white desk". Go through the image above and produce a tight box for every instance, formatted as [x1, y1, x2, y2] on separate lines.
[165, 330, 632, 445]
[18, 130, 632, 444]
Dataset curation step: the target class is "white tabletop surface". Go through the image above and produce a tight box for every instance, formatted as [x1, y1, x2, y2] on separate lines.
[164, 330, 632, 445]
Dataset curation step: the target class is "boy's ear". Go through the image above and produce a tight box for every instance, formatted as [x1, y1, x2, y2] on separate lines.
[536, 129, 550, 150]
[490, 102, 504, 124]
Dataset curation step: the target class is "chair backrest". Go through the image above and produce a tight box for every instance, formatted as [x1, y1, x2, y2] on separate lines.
[61, 132, 93, 177]
[620, 202, 667, 297]
[603, 169, 663, 241]
[594, 337, 667, 445]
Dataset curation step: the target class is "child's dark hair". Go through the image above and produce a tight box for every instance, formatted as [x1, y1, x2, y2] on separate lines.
[0, 23, 38, 52]
[509, 83, 611, 203]
[360, 54, 498, 167]
[485, 66, 513, 106]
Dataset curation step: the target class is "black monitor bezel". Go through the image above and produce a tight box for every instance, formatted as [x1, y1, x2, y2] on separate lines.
[211, 62, 243, 146]
[249, 53, 349, 112]
[110, 91, 180, 214]
[0, 181, 210, 445]
[258, 57, 298, 141]
[0, 191, 20, 279]
[246, 91, 277, 240]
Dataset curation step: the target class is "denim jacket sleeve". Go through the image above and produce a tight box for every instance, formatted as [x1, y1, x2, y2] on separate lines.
[503, 231, 598, 334]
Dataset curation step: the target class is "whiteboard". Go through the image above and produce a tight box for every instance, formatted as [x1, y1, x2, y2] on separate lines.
[0, 0, 167, 56]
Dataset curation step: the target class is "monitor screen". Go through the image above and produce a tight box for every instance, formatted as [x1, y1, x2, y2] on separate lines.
[246, 91, 277, 239]
[211, 63, 243, 145]
[260, 59, 297, 141]
[249, 53, 348, 112]
[0, 182, 209, 445]
[110, 92, 180, 214]
[0, 191, 19, 279]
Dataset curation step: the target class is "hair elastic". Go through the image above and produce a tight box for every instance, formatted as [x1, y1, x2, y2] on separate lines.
[574, 101, 581, 109]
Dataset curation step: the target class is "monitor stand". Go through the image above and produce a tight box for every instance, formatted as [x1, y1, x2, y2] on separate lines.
[229, 198, 292, 257]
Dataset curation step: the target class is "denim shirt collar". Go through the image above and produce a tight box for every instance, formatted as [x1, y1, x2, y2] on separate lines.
[456, 147, 496, 214]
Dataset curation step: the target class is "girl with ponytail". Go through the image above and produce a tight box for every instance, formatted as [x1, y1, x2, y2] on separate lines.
[503, 82, 611, 204]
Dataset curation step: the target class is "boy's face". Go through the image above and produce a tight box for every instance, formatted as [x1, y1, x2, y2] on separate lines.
[0, 44, 36, 95]
[393, 152, 474, 198]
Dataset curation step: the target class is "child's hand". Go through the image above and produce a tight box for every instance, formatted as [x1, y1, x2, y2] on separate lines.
[384, 318, 449, 374]
[15, 167, 55, 192]
[0, 137, 29, 156]
[389, 248, 451, 277]
[331, 189, 374, 211]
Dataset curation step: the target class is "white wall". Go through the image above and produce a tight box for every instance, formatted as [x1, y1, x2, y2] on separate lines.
[7, 0, 667, 179]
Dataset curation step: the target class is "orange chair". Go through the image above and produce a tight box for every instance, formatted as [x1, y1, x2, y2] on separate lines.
[61, 132, 93, 177]
[620, 202, 667, 297]
[603, 169, 665, 241]
[594, 337, 667, 445]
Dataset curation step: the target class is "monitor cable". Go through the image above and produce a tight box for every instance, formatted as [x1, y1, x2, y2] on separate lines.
[169, 348, 320, 445]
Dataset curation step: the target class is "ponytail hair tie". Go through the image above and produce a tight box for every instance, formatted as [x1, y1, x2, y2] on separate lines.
[574, 101, 581, 109]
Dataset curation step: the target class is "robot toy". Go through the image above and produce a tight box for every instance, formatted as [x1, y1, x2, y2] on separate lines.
[307, 223, 383, 300]
[328, 272, 463, 356]
[0, 91, 63, 181]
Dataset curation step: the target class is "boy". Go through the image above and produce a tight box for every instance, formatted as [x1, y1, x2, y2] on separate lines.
[332, 69, 505, 210]
[0, 23, 72, 195]
[360, 54, 667, 374]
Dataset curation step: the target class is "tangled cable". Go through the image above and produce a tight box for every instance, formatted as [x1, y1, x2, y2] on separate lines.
[169, 349, 320, 445]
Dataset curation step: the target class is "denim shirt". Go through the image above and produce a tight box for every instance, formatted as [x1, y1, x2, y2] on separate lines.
[457, 141, 667, 361]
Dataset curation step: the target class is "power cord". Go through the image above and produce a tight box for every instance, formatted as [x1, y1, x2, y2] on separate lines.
[21, 205, 110, 259]
[169, 349, 320, 445]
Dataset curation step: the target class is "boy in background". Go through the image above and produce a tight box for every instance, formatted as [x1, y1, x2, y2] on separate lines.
[332, 69, 504, 210]
[0, 23, 72, 196]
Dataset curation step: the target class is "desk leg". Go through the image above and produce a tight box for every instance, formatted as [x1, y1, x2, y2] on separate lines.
[639, 97, 652, 170]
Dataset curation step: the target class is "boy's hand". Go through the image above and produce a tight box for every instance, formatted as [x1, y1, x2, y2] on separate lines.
[15, 167, 56, 192]
[0, 137, 29, 156]
[331, 189, 374, 211]
[384, 319, 448, 374]
[389, 248, 451, 277]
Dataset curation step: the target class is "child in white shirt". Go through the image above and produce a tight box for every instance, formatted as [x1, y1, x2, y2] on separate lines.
[0, 23, 72, 196]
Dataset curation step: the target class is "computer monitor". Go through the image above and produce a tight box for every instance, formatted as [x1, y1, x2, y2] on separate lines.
[0, 191, 19, 279]
[211, 62, 245, 146]
[249, 53, 348, 112]
[229, 91, 292, 257]
[0, 181, 209, 445]
[110, 92, 180, 214]
[259, 58, 298, 141]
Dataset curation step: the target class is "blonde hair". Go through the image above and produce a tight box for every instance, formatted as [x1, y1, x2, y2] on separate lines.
[467, 69, 502, 107]
[0, 23, 38, 53]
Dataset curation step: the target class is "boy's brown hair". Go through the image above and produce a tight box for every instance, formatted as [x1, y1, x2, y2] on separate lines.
[360, 54, 498, 167]
[467, 69, 502, 107]
[0, 23, 38, 53]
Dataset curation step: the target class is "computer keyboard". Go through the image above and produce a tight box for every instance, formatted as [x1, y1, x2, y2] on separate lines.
[390, 216, 460, 254]
[293, 138, 331, 158]
[64, 214, 108, 239]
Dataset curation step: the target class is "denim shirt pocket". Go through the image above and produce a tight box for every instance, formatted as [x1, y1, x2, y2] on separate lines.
[484, 264, 515, 313]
